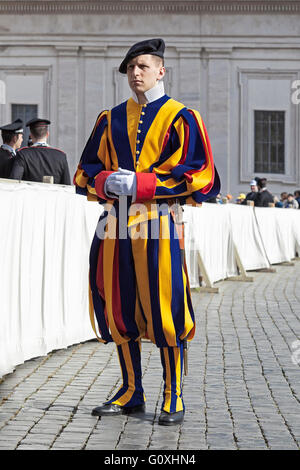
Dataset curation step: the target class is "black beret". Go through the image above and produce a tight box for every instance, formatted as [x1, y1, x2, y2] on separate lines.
[26, 118, 51, 128]
[0, 118, 23, 133]
[119, 38, 165, 74]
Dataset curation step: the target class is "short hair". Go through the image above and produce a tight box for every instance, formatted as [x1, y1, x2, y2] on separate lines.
[1, 130, 16, 144]
[152, 55, 164, 67]
[30, 125, 48, 139]
[257, 178, 267, 189]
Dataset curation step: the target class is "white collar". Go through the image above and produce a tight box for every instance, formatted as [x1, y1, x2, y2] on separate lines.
[131, 80, 165, 104]
[1, 144, 16, 155]
[32, 141, 49, 147]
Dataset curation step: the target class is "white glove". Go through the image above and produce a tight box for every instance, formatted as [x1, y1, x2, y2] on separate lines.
[104, 167, 137, 201]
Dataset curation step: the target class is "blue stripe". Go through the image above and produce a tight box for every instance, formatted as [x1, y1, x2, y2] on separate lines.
[118, 236, 139, 339]
[80, 114, 107, 176]
[111, 101, 135, 171]
[155, 180, 187, 197]
[147, 219, 166, 347]
[106, 343, 129, 403]
[89, 234, 112, 343]
[191, 166, 221, 203]
[137, 95, 170, 159]
[106, 340, 144, 407]
[168, 348, 177, 413]
[75, 186, 87, 196]
[124, 340, 144, 407]
[169, 217, 186, 345]
[160, 348, 167, 410]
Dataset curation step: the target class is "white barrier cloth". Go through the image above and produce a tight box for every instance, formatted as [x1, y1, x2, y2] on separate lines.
[227, 204, 270, 271]
[0, 182, 102, 377]
[184, 203, 238, 288]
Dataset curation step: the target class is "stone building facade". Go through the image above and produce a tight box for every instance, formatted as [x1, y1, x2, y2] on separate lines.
[0, 0, 299, 197]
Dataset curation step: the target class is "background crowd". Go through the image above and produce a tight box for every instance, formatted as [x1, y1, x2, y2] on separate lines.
[208, 177, 300, 209]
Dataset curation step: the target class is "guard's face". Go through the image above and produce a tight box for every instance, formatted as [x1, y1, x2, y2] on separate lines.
[127, 54, 165, 94]
[15, 133, 23, 148]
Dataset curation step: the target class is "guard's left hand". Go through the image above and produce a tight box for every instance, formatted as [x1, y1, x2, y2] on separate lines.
[104, 167, 137, 200]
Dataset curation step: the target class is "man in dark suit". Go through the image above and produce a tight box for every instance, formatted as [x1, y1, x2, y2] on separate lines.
[0, 119, 24, 178]
[10, 118, 71, 185]
[256, 177, 274, 207]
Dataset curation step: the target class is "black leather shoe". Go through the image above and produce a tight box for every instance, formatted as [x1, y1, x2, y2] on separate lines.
[91, 403, 145, 417]
[122, 403, 145, 415]
[158, 410, 184, 426]
[91, 403, 122, 416]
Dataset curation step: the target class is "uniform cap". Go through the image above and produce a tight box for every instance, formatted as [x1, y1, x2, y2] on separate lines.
[26, 118, 51, 128]
[119, 38, 165, 74]
[250, 179, 257, 186]
[0, 118, 23, 133]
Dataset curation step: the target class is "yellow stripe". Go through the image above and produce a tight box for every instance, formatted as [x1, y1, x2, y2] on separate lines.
[137, 99, 185, 172]
[134, 287, 147, 340]
[158, 215, 176, 346]
[152, 116, 185, 175]
[173, 347, 183, 412]
[112, 342, 135, 406]
[131, 226, 156, 344]
[75, 168, 89, 188]
[88, 283, 106, 343]
[163, 348, 172, 412]
[186, 109, 214, 192]
[179, 266, 195, 342]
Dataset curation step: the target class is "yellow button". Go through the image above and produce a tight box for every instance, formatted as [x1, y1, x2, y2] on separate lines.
[139, 120, 143, 124]
[143, 104, 147, 107]
[137, 129, 141, 133]
[136, 140, 140, 144]
[141, 112, 145, 115]
[136, 150, 140, 154]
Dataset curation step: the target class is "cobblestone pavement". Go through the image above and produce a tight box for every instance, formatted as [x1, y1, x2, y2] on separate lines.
[1, 263, 300, 451]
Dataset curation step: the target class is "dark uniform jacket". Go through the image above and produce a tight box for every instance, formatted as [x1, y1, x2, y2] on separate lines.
[256, 189, 274, 207]
[242, 191, 259, 206]
[0, 146, 15, 179]
[10, 145, 71, 185]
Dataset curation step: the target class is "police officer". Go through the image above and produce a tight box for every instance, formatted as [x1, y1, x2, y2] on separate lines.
[0, 119, 24, 178]
[10, 118, 71, 185]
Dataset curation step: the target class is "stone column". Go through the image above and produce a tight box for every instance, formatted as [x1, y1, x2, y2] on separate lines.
[205, 48, 232, 195]
[56, 46, 79, 178]
[176, 46, 202, 111]
[80, 46, 107, 145]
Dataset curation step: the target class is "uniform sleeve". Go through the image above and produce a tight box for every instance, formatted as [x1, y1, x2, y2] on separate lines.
[10, 152, 25, 180]
[73, 111, 114, 202]
[135, 108, 220, 205]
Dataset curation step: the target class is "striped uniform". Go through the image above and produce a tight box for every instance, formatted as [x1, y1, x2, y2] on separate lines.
[74, 94, 220, 412]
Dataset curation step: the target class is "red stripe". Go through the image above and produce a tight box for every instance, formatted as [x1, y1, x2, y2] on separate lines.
[95, 170, 115, 199]
[161, 123, 172, 154]
[178, 117, 189, 165]
[187, 110, 211, 170]
[112, 238, 127, 335]
[182, 110, 215, 192]
[135, 172, 157, 202]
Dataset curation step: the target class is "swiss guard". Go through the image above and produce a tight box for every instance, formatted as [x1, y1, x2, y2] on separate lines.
[74, 38, 220, 425]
